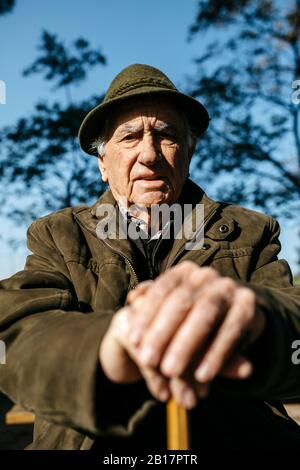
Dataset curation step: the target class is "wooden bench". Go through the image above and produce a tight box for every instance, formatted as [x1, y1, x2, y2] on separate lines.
[5, 405, 35, 425]
[4, 402, 300, 428]
[284, 403, 300, 425]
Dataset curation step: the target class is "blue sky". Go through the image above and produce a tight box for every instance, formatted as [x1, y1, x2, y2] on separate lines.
[0, 0, 203, 126]
[0, 0, 299, 278]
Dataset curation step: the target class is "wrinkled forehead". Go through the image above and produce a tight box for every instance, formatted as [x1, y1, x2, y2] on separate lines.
[107, 96, 184, 135]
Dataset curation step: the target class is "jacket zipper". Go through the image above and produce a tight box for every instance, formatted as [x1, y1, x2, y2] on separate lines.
[74, 204, 219, 286]
[73, 212, 139, 287]
[101, 238, 139, 287]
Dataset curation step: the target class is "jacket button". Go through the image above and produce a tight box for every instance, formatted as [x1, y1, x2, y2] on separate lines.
[219, 224, 229, 233]
[202, 243, 210, 250]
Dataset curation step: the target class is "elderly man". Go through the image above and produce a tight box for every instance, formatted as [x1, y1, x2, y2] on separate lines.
[1, 64, 300, 450]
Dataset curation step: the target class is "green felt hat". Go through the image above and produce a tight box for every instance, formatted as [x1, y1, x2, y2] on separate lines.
[78, 63, 210, 156]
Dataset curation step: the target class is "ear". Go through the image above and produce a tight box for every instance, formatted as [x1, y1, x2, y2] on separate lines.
[97, 156, 108, 183]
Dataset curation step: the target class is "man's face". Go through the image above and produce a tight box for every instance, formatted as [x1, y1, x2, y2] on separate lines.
[98, 98, 193, 207]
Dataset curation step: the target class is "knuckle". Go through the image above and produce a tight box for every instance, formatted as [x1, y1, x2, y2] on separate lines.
[155, 269, 177, 286]
[154, 282, 170, 297]
[112, 307, 131, 332]
[126, 291, 138, 304]
[127, 289, 134, 299]
[195, 301, 219, 327]
[147, 373, 165, 395]
[176, 285, 194, 304]
[239, 287, 256, 307]
[218, 277, 236, 290]
[131, 295, 144, 309]
[170, 377, 184, 395]
[200, 266, 219, 279]
[188, 266, 219, 288]
[178, 260, 197, 270]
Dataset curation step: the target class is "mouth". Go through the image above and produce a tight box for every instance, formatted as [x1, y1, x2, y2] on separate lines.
[134, 177, 169, 191]
[135, 174, 166, 181]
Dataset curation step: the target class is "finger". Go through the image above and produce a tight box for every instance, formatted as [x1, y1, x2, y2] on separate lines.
[169, 376, 198, 410]
[194, 287, 256, 383]
[187, 266, 220, 289]
[128, 262, 195, 345]
[136, 268, 221, 368]
[158, 277, 236, 377]
[141, 367, 171, 402]
[100, 307, 142, 383]
[106, 307, 172, 394]
[126, 281, 153, 305]
[220, 354, 253, 379]
[137, 283, 196, 368]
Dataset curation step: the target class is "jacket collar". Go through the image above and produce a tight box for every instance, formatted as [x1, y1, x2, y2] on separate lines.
[163, 179, 221, 269]
[73, 186, 136, 266]
[72, 178, 222, 270]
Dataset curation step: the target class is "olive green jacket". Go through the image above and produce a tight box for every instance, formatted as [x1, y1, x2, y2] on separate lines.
[1, 179, 300, 450]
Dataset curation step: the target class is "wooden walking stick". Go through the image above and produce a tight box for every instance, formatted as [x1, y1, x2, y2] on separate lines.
[167, 398, 190, 450]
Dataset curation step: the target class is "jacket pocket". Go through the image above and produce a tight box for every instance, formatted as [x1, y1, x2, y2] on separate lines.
[211, 248, 253, 280]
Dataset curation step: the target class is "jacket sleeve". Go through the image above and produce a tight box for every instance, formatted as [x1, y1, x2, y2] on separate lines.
[0, 218, 151, 437]
[220, 216, 300, 400]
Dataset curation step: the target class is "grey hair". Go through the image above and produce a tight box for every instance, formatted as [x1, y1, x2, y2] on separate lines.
[90, 111, 197, 158]
[91, 138, 106, 157]
[90, 113, 113, 158]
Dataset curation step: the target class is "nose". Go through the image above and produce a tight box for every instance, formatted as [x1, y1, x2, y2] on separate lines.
[137, 134, 162, 166]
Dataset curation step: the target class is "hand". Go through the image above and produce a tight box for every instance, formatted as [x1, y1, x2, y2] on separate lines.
[127, 262, 266, 406]
[99, 281, 172, 402]
[99, 261, 266, 409]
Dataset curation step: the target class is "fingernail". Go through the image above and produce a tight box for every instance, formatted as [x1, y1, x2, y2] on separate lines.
[161, 355, 178, 375]
[159, 388, 170, 402]
[139, 345, 155, 365]
[238, 361, 253, 378]
[183, 389, 197, 409]
[195, 362, 211, 382]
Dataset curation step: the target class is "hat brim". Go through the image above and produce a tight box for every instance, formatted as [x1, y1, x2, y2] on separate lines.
[78, 86, 210, 156]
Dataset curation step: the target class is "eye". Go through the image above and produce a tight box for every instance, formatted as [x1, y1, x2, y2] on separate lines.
[122, 132, 141, 142]
[158, 131, 177, 143]
[123, 134, 136, 141]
